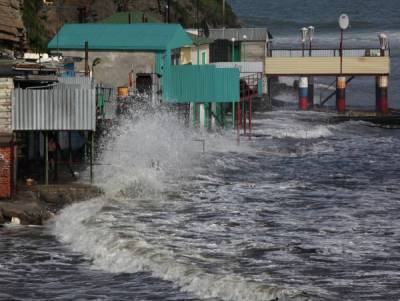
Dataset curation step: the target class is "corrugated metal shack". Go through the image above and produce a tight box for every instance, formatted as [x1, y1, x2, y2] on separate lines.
[167, 65, 240, 103]
[12, 88, 96, 131]
[12, 77, 97, 185]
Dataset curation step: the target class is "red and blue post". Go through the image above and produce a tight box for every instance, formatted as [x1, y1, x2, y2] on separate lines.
[299, 77, 309, 110]
[376, 75, 389, 114]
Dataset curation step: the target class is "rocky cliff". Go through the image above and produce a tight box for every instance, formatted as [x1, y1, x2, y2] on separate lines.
[0, 0, 25, 51]
[0, 0, 239, 53]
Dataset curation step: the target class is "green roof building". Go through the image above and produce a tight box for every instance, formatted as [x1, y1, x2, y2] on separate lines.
[47, 23, 239, 111]
[48, 23, 192, 89]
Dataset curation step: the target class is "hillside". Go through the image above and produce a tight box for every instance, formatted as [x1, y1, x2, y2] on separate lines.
[0, 0, 25, 52]
[0, 0, 239, 53]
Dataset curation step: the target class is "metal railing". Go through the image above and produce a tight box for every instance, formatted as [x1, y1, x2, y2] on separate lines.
[268, 48, 390, 58]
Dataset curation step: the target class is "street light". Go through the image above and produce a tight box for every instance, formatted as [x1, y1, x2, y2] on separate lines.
[243, 34, 247, 61]
[300, 27, 308, 57]
[308, 26, 315, 56]
[231, 37, 236, 62]
[379, 33, 389, 56]
[338, 14, 350, 74]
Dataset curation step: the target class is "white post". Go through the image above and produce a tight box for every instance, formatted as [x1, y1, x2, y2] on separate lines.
[199, 104, 205, 129]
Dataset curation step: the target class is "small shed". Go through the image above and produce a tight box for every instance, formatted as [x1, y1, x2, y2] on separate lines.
[208, 28, 269, 63]
[11, 77, 97, 185]
[48, 24, 193, 89]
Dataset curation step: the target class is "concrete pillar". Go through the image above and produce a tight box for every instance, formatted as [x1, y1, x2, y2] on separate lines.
[262, 76, 268, 95]
[298, 77, 309, 110]
[199, 104, 205, 129]
[190, 103, 195, 127]
[336, 76, 346, 113]
[211, 103, 216, 129]
[308, 76, 314, 107]
[376, 75, 389, 114]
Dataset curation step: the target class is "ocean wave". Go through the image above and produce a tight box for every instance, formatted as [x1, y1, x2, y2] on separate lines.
[51, 199, 304, 301]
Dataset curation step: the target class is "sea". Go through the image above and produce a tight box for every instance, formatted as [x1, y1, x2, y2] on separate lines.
[1, 1, 400, 301]
[229, 0, 400, 109]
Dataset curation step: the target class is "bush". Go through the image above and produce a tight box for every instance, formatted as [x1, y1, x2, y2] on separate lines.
[23, 0, 48, 52]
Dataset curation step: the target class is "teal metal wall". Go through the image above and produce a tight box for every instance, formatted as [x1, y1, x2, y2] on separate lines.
[164, 65, 240, 103]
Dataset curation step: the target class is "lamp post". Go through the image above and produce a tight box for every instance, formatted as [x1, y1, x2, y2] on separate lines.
[338, 14, 349, 74]
[379, 33, 388, 56]
[243, 34, 247, 61]
[308, 26, 314, 56]
[377, 33, 389, 114]
[336, 14, 350, 113]
[222, 0, 225, 29]
[307, 26, 315, 106]
[300, 27, 308, 57]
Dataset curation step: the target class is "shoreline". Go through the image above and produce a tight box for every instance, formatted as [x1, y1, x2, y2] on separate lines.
[0, 184, 102, 226]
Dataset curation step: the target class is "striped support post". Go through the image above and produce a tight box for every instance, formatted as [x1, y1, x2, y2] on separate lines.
[336, 76, 346, 113]
[308, 76, 314, 108]
[298, 77, 309, 110]
[376, 75, 389, 114]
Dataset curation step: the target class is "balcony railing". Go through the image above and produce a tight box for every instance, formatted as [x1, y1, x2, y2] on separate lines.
[268, 48, 390, 58]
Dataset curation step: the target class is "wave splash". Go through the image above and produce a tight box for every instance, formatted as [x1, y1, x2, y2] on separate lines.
[51, 106, 302, 300]
[52, 198, 302, 301]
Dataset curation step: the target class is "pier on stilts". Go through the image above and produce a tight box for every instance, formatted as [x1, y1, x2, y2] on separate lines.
[265, 46, 392, 120]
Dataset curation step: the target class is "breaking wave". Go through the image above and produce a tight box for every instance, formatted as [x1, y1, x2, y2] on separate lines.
[51, 106, 303, 301]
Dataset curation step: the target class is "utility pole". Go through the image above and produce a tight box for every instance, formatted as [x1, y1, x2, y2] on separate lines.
[222, 0, 225, 28]
[165, 0, 171, 23]
[196, 0, 199, 31]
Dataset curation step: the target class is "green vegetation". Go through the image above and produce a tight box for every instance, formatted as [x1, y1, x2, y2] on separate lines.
[172, 0, 238, 28]
[198, 0, 237, 27]
[22, 0, 48, 52]
[102, 11, 162, 23]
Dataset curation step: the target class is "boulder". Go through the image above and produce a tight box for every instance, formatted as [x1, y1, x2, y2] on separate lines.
[0, 200, 52, 225]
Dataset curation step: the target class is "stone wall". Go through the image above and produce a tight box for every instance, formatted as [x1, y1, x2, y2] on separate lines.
[0, 78, 13, 134]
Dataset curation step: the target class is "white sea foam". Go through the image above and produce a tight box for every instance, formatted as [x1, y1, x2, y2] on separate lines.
[52, 199, 300, 301]
[52, 106, 302, 301]
[253, 114, 333, 139]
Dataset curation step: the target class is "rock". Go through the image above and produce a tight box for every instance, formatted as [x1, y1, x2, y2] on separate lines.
[0, 184, 102, 225]
[0, 208, 4, 224]
[0, 200, 52, 225]
[10, 216, 20, 225]
[0, 0, 25, 49]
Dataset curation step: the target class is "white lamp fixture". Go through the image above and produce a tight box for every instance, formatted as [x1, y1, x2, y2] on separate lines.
[300, 27, 308, 43]
[308, 26, 315, 42]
